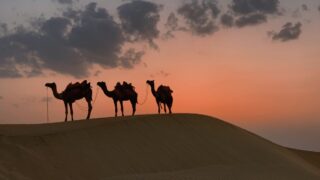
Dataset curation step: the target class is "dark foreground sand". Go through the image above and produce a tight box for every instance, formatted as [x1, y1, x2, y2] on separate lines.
[0, 114, 319, 179]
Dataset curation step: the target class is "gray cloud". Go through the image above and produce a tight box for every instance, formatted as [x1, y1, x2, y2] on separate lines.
[292, 4, 309, 18]
[177, 0, 220, 36]
[163, 12, 187, 39]
[93, 70, 101, 77]
[41, 17, 71, 38]
[230, 0, 279, 15]
[0, 2, 146, 78]
[271, 22, 302, 42]
[117, 0, 162, 48]
[68, 2, 125, 68]
[235, 13, 266, 27]
[318, 5, 320, 12]
[150, 70, 170, 78]
[292, 8, 302, 18]
[52, 0, 74, 5]
[166, 13, 179, 31]
[229, 0, 280, 27]
[220, 14, 234, 27]
[163, 13, 179, 39]
[301, 4, 308, 11]
[0, 28, 45, 78]
[0, 23, 8, 37]
[119, 49, 145, 69]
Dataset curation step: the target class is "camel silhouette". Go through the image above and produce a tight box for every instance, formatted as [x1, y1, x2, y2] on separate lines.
[45, 80, 92, 122]
[146, 80, 173, 114]
[97, 81, 137, 117]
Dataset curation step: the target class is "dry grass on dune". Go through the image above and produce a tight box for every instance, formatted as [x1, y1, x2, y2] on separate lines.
[0, 114, 319, 180]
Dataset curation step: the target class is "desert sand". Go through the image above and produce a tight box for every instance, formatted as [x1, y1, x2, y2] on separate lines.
[0, 114, 319, 179]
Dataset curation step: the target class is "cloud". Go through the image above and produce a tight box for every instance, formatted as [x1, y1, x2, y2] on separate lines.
[119, 48, 145, 69]
[166, 13, 179, 31]
[150, 70, 170, 78]
[292, 8, 302, 18]
[52, 0, 74, 5]
[0, 13, 93, 77]
[0, 96, 3, 100]
[163, 13, 179, 39]
[301, 4, 308, 11]
[230, 0, 279, 15]
[68, 2, 125, 68]
[318, 5, 320, 12]
[177, 0, 220, 36]
[235, 13, 266, 27]
[229, 0, 280, 27]
[271, 22, 302, 42]
[0, 28, 44, 78]
[292, 4, 309, 18]
[163, 12, 187, 39]
[41, 17, 71, 37]
[220, 14, 234, 27]
[117, 0, 162, 48]
[93, 70, 101, 77]
[0, 2, 146, 78]
[0, 23, 8, 36]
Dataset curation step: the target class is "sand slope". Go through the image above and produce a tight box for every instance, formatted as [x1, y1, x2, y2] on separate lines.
[0, 114, 319, 180]
[290, 149, 320, 170]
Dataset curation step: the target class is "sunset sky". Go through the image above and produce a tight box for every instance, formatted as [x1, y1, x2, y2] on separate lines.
[0, 0, 320, 151]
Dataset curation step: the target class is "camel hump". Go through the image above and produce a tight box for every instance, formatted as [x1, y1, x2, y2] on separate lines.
[81, 80, 91, 89]
[158, 85, 173, 94]
[122, 81, 135, 90]
[115, 81, 135, 91]
[65, 80, 91, 91]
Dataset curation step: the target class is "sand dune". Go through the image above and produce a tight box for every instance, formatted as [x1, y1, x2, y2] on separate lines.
[290, 149, 320, 170]
[0, 114, 319, 179]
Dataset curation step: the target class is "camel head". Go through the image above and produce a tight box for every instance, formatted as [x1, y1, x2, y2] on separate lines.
[97, 81, 106, 88]
[45, 82, 56, 89]
[146, 80, 154, 86]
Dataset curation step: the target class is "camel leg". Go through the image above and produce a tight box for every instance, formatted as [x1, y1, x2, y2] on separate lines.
[69, 103, 74, 121]
[130, 99, 136, 116]
[114, 99, 118, 117]
[120, 101, 124, 117]
[86, 98, 92, 120]
[64, 102, 68, 122]
[157, 100, 160, 114]
[164, 103, 167, 114]
[168, 97, 173, 114]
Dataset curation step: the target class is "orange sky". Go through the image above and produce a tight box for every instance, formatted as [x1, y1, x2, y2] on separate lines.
[1, 24, 320, 149]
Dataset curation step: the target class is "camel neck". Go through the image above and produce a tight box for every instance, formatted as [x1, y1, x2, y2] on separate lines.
[101, 85, 113, 98]
[49, 86, 63, 100]
[150, 84, 157, 97]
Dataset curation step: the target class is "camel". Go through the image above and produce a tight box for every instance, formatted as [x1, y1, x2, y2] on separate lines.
[146, 80, 173, 114]
[45, 80, 92, 122]
[97, 81, 137, 117]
